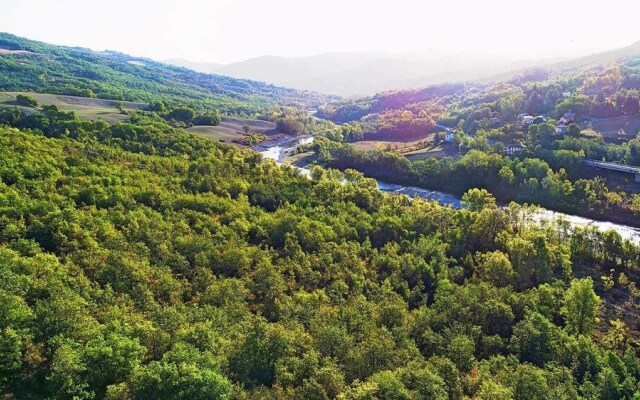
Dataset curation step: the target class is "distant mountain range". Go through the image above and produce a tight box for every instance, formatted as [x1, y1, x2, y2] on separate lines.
[165, 41, 640, 97]
[165, 52, 566, 97]
[163, 58, 223, 74]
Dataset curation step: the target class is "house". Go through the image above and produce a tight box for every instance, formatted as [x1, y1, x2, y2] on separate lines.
[506, 142, 526, 156]
[562, 112, 577, 123]
[534, 115, 547, 124]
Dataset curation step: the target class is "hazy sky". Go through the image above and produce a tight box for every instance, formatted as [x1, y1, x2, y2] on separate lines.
[1, 0, 638, 64]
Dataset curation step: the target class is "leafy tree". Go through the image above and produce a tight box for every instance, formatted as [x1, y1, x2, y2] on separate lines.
[193, 112, 221, 126]
[509, 364, 549, 400]
[475, 251, 515, 287]
[498, 166, 515, 184]
[511, 312, 557, 366]
[228, 321, 290, 388]
[562, 278, 601, 336]
[131, 359, 232, 400]
[446, 335, 476, 372]
[166, 107, 196, 123]
[461, 188, 497, 212]
[567, 123, 581, 137]
[149, 100, 168, 113]
[15, 94, 38, 107]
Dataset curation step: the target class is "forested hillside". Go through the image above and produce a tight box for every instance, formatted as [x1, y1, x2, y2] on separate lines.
[0, 33, 331, 116]
[317, 47, 640, 140]
[310, 50, 640, 224]
[2, 98, 640, 400]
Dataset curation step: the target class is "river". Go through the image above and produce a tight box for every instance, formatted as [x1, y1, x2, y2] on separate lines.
[257, 137, 640, 244]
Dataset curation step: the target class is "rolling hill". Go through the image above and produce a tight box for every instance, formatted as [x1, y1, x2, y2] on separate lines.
[0, 33, 333, 115]
[169, 41, 640, 98]
[163, 58, 223, 74]
[555, 40, 640, 70]
[209, 52, 565, 97]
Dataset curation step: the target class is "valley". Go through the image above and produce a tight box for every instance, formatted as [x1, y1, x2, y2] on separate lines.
[2, 26, 640, 400]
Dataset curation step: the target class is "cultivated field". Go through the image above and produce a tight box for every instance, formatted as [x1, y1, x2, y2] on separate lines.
[187, 117, 278, 145]
[0, 92, 147, 123]
[351, 132, 435, 152]
[404, 144, 460, 160]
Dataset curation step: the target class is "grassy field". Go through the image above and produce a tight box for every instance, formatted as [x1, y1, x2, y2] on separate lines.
[187, 117, 278, 146]
[0, 92, 282, 147]
[581, 115, 640, 142]
[0, 92, 147, 123]
[283, 151, 316, 167]
[404, 143, 460, 160]
[351, 132, 434, 152]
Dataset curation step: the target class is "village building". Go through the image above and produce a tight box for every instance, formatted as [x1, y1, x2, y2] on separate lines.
[560, 112, 577, 124]
[522, 115, 535, 125]
[506, 142, 526, 156]
[443, 132, 455, 142]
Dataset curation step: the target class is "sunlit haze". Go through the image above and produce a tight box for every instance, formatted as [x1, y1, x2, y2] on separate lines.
[2, 0, 638, 64]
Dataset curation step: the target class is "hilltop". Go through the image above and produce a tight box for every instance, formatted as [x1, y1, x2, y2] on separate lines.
[167, 41, 640, 97]
[205, 52, 564, 97]
[0, 33, 333, 116]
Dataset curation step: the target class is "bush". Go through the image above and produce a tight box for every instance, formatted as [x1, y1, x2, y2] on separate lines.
[193, 112, 221, 126]
[15, 94, 38, 108]
[166, 107, 196, 123]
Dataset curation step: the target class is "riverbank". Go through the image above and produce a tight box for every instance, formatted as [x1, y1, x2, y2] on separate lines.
[340, 166, 640, 230]
[258, 138, 640, 244]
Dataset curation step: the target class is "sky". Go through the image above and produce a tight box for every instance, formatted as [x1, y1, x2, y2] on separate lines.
[1, 0, 639, 64]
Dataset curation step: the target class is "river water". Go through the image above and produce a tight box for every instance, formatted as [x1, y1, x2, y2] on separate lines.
[257, 137, 640, 244]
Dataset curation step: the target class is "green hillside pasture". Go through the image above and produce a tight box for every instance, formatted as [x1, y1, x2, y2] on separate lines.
[0, 92, 147, 123]
[352, 132, 435, 153]
[188, 116, 278, 146]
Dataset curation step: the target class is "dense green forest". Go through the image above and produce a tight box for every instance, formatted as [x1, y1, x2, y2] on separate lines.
[2, 32, 640, 400]
[2, 96, 640, 400]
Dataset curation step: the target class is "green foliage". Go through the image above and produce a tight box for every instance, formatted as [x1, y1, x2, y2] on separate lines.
[562, 278, 602, 336]
[166, 106, 196, 123]
[461, 188, 497, 212]
[15, 93, 37, 107]
[0, 93, 638, 400]
[320, 142, 639, 224]
[131, 356, 232, 399]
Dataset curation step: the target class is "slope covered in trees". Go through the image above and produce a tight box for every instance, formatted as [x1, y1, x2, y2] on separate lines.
[0, 33, 332, 116]
[2, 103, 640, 399]
[316, 46, 640, 141]
[308, 49, 640, 225]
